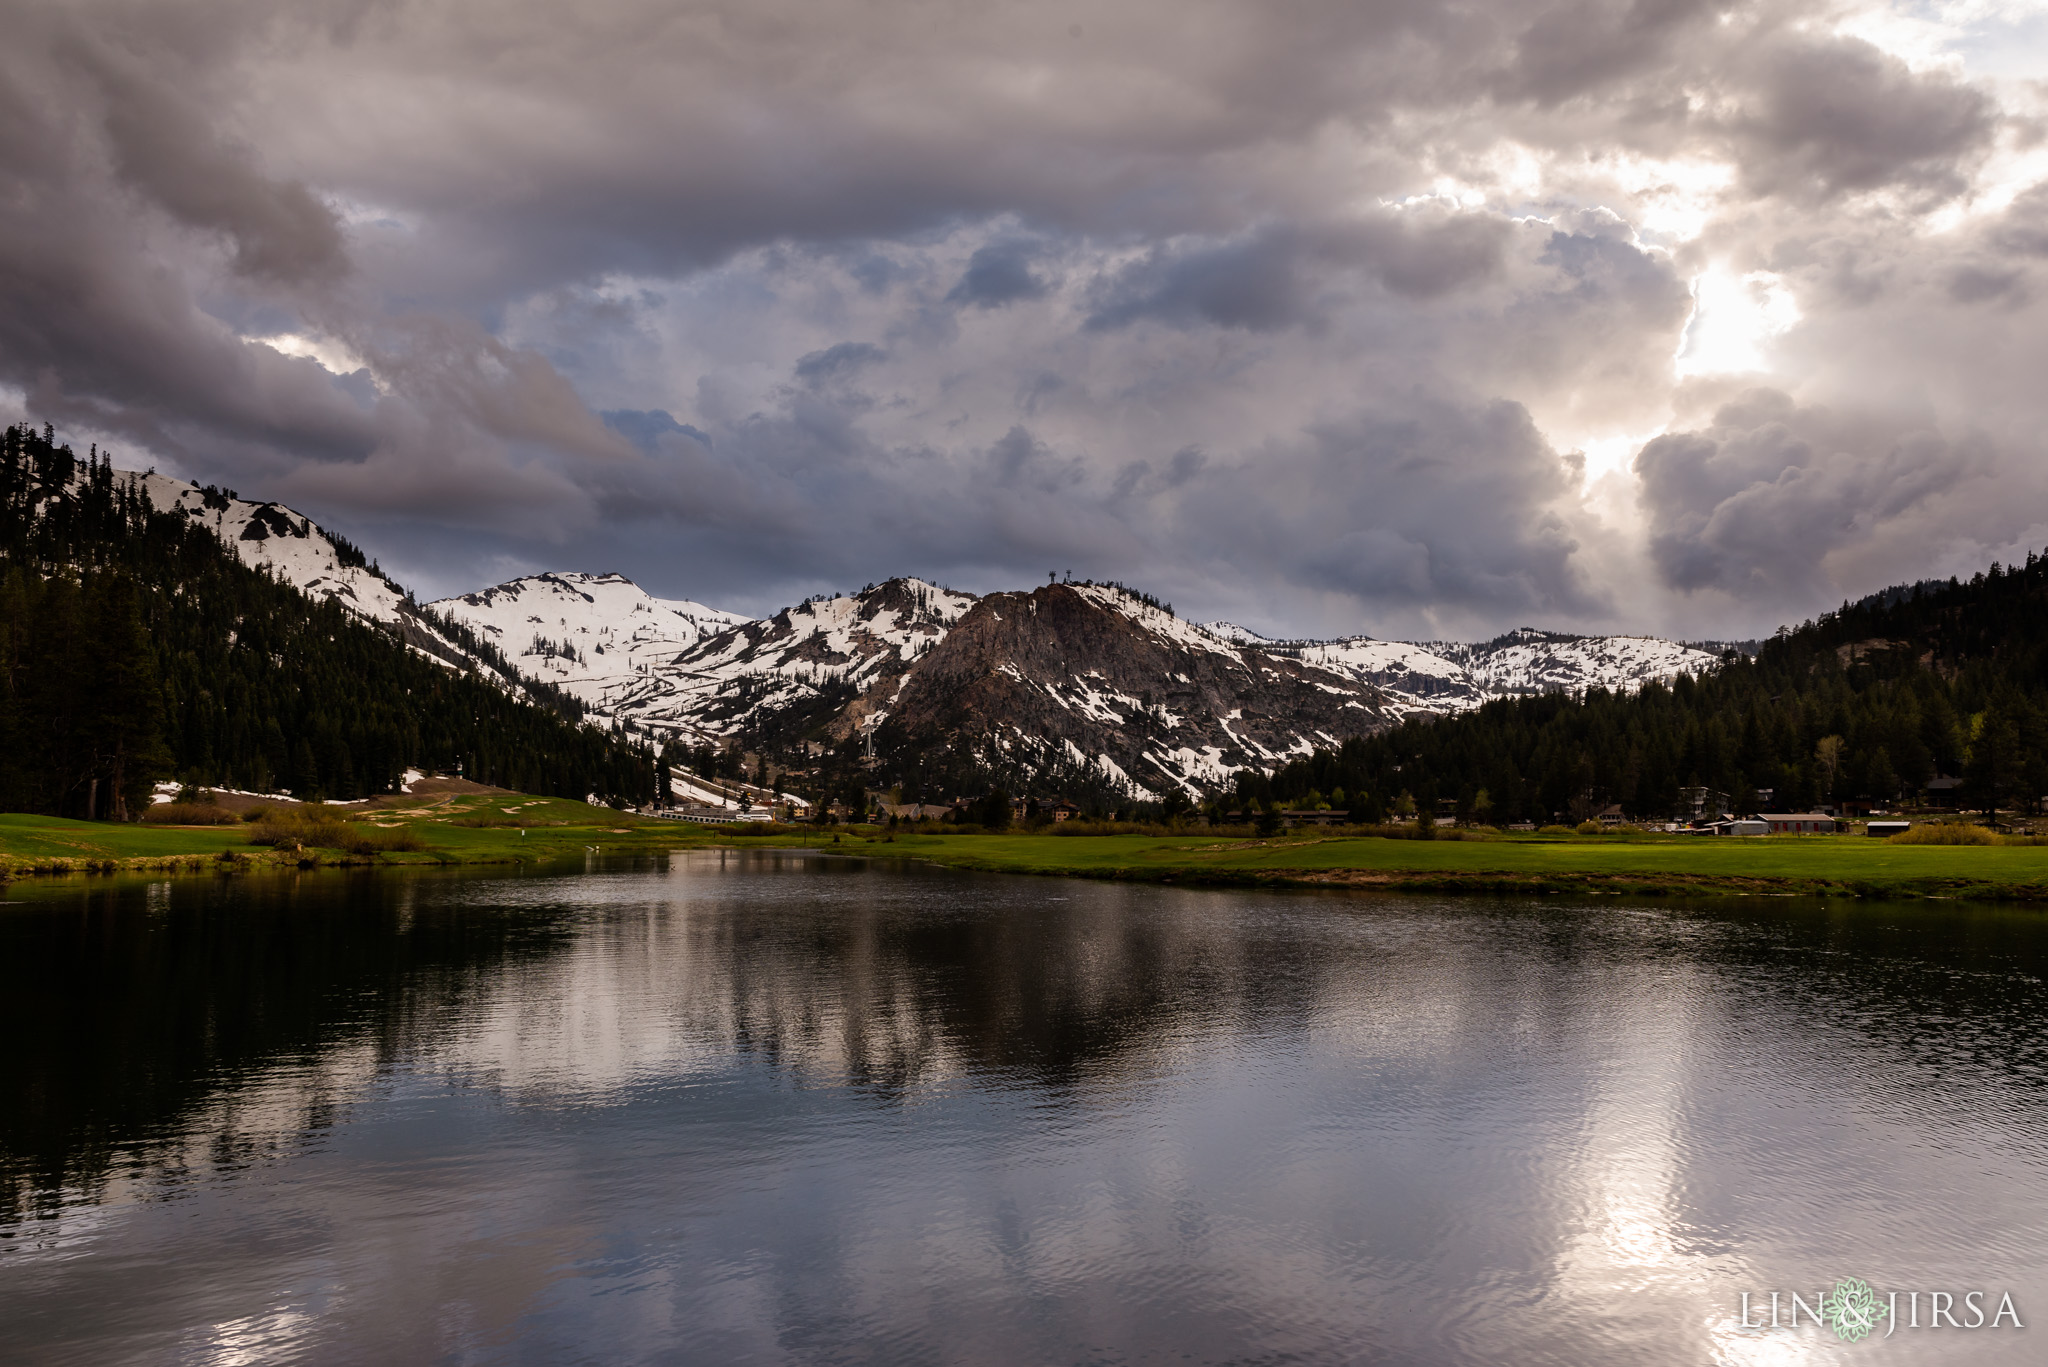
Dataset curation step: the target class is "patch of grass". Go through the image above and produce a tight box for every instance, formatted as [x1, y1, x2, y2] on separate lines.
[859, 831, 2048, 900]
[17, 805, 2048, 901]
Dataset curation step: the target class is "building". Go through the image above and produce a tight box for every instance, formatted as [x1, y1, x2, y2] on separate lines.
[1720, 818, 1769, 836]
[1924, 776, 1964, 808]
[650, 805, 771, 824]
[1756, 812, 1840, 834]
[1281, 809, 1350, 828]
[1867, 820, 1912, 837]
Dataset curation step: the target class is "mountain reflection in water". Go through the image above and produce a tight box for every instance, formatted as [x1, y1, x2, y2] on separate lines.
[3, 851, 2047, 1365]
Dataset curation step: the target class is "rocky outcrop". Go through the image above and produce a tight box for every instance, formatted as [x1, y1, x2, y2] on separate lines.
[875, 584, 1388, 797]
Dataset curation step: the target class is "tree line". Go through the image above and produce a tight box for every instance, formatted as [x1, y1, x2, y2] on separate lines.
[0, 425, 659, 817]
[1235, 556, 2048, 824]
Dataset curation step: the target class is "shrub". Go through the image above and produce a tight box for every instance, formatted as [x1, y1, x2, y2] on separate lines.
[1888, 823, 1999, 846]
[1575, 820, 1604, 835]
[345, 828, 426, 854]
[142, 803, 241, 825]
[1538, 824, 1576, 835]
[247, 806, 353, 849]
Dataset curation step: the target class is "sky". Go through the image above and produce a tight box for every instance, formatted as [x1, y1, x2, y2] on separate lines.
[7, 0, 2048, 641]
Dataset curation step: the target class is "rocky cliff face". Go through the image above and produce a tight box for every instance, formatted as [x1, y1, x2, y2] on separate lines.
[875, 584, 1388, 797]
[663, 577, 977, 742]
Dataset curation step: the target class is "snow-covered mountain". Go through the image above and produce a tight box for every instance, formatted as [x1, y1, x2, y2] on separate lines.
[111, 463, 1721, 793]
[878, 584, 1388, 797]
[431, 574, 976, 748]
[428, 572, 751, 710]
[1206, 623, 1721, 717]
[1418, 629, 1723, 701]
[132, 473, 523, 681]
[140, 474, 411, 624]
[652, 578, 978, 742]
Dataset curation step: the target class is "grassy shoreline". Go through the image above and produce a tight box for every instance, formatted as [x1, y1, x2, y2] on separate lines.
[8, 796, 2048, 901]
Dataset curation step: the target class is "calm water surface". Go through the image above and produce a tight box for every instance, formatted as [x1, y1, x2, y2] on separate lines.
[4, 851, 2048, 1364]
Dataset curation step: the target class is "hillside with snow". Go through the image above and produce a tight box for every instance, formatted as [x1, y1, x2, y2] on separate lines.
[127, 472, 541, 684]
[879, 583, 1387, 798]
[661, 578, 978, 742]
[430, 574, 977, 749]
[101, 463, 1724, 796]
[429, 572, 751, 710]
[1208, 623, 1721, 717]
[139, 474, 412, 626]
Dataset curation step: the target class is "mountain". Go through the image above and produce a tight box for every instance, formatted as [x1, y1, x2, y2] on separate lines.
[431, 576, 976, 750]
[429, 572, 751, 712]
[1208, 623, 1722, 717]
[0, 427, 659, 814]
[875, 584, 1388, 799]
[23, 423, 1729, 809]
[663, 577, 977, 743]
[134, 472, 519, 681]
[421, 560, 1726, 801]
[436, 573, 1391, 800]
[1241, 556, 2048, 824]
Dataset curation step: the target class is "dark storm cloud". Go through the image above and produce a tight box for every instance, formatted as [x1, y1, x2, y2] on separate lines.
[1184, 394, 1597, 620]
[1, 0, 2042, 632]
[793, 342, 888, 386]
[1087, 232, 1313, 333]
[1635, 390, 1990, 600]
[947, 242, 1052, 309]
[1730, 36, 1995, 201]
[80, 39, 348, 285]
[1086, 213, 1510, 333]
[603, 409, 712, 450]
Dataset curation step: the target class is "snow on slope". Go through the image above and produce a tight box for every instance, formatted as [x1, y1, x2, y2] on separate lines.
[429, 576, 975, 744]
[1290, 639, 1487, 714]
[127, 472, 538, 685]
[1068, 585, 1241, 658]
[429, 572, 751, 714]
[661, 579, 979, 741]
[1209, 622, 1720, 718]
[1419, 629, 1721, 701]
[139, 473, 415, 626]
[875, 583, 1388, 800]
[115, 456, 1716, 762]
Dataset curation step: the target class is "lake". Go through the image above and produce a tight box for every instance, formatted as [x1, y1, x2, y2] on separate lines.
[3, 851, 2046, 1364]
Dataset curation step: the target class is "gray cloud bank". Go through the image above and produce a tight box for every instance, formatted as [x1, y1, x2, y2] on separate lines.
[4, 0, 2047, 638]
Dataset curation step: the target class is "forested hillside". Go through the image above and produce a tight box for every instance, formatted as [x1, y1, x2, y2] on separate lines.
[0, 426, 659, 818]
[1238, 558, 2048, 824]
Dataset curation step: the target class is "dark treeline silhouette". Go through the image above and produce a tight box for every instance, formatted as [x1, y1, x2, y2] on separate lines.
[1236, 557, 2048, 825]
[0, 426, 658, 816]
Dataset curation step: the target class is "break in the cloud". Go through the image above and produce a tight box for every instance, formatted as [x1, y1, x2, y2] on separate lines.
[4, 0, 2048, 639]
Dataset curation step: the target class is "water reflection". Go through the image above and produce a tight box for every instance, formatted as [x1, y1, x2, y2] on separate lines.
[3, 853, 2047, 1365]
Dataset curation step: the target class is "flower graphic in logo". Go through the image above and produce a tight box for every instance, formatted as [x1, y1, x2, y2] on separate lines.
[1820, 1277, 1887, 1342]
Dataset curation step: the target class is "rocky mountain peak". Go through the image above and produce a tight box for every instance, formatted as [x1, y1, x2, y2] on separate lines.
[877, 583, 1385, 798]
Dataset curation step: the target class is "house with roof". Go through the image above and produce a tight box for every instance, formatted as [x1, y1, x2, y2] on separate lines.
[1756, 812, 1840, 834]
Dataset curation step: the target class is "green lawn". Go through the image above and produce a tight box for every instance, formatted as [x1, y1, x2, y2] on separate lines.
[9, 802, 2048, 900]
[0, 794, 716, 872]
[862, 830, 2048, 899]
[0, 812, 262, 860]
